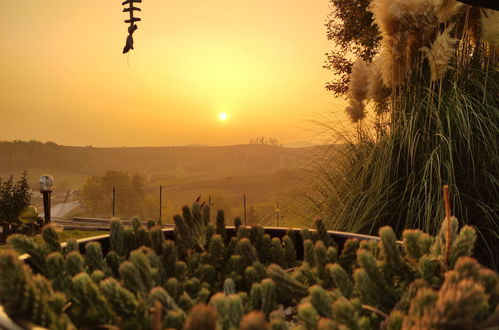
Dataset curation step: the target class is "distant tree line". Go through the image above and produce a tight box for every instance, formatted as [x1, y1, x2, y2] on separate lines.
[249, 137, 282, 146]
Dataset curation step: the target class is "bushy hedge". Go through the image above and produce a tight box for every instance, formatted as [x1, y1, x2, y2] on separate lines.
[0, 204, 497, 329]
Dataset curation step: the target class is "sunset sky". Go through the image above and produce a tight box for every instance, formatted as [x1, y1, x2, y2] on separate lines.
[0, 0, 345, 147]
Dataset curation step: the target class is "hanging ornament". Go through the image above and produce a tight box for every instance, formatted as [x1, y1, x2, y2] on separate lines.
[122, 0, 142, 53]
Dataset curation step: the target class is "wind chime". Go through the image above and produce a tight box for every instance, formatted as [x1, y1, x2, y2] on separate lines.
[122, 0, 142, 53]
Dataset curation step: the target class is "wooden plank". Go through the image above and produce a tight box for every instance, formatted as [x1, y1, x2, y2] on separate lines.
[122, 0, 142, 5]
[125, 17, 141, 23]
[123, 7, 141, 12]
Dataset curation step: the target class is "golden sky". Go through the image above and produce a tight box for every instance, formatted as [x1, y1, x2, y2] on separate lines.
[0, 0, 344, 146]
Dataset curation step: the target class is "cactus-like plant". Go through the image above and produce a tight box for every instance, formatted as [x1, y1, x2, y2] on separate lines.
[65, 238, 79, 253]
[69, 272, 115, 328]
[282, 235, 297, 268]
[185, 277, 201, 299]
[298, 302, 320, 330]
[184, 303, 217, 330]
[326, 263, 352, 297]
[110, 219, 126, 256]
[261, 278, 276, 317]
[325, 246, 338, 264]
[249, 225, 265, 246]
[178, 291, 195, 312]
[119, 260, 146, 294]
[216, 209, 227, 241]
[270, 237, 287, 268]
[65, 251, 85, 277]
[234, 217, 243, 232]
[314, 240, 328, 283]
[240, 311, 268, 330]
[309, 285, 334, 318]
[0, 250, 72, 329]
[267, 264, 308, 299]
[105, 250, 121, 278]
[338, 239, 359, 275]
[356, 248, 400, 311]
[315, 219, 336, 248]
[164, 309, 188, 329]
[1, 203, 498, 330]
[449, 225, 476, 267]
[84, 241, 105, 272]
[250, 282, 263, 311]
[149, 225, 164, 256]
[42, 225, 61, 253]
[224, 278, 236, 296]
[46, 252, 69, 291]
[99, 277, 139, 318]
[237, 238, 259, 268]
[162, 239, 178, 277]
[91, 269, 106, 284]
[7, 234, 47, 274]
[258, 234, 272, 264]
[129, 248, 156, 292]
[245, 266, 261, 291]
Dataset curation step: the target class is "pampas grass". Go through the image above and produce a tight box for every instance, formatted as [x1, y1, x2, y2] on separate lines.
[433, 0, 462, 23]
[346, 59, 370, 122]
[481, 9, 499, 47]
[310, 0, 498, 268]
[422, 25, 457, 81]
[345, 100, 366, 123]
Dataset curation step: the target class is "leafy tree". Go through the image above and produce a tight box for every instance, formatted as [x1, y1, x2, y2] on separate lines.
[323, 0, 380, 96]
[0, 171, 32, 224]
[81, 171, 147, 219]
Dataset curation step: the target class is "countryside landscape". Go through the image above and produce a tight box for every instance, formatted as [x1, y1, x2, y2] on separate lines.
[1, 0, 498, 329]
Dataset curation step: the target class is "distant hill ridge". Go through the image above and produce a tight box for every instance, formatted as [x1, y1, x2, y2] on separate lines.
[0, 140, 319, 182]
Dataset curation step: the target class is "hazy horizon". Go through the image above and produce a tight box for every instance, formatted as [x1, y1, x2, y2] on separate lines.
[1, 138, 321, 149]
[1, 1, 346, 147]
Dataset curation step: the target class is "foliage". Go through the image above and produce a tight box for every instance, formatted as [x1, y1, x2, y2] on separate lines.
[81, 171, 149, 219]
[0, 171, 31, 224]
[1, 204, 498, 329]
[315, 1, 499, 267]
[323, 0, 381, 96]
[249, 137, 283, 146]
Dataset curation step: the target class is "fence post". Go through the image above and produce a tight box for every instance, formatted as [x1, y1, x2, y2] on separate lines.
[276, 202, 280, 227]
[112, 186, 116, 218]
[159, 185, 163, 225]
[243, 194, 247, 225]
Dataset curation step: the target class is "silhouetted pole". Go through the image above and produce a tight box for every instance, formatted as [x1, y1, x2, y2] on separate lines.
[112, 186, 116, 218]
[243, 194, 247, 225]
[159, 185, 163, 223]
[42, 191, 52, 224]
[276, 202, 280, 227]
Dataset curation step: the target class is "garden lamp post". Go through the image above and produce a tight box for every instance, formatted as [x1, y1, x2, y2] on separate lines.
[39, 174, 54, 224]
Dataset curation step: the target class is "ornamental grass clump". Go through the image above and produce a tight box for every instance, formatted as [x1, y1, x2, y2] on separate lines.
[310, 0, 498, 268]
[0, 203, 498, 329]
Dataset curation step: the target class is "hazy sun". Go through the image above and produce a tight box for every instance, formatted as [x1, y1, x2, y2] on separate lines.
[219, 112, 228, 121]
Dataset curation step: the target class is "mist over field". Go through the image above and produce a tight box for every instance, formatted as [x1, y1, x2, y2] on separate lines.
[0, 140, 324, 226]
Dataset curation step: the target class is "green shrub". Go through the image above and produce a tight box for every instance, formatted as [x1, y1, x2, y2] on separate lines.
[0, 204, 497, 329]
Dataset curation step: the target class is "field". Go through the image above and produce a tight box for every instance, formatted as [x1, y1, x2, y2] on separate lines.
[0, 141, 324, 226]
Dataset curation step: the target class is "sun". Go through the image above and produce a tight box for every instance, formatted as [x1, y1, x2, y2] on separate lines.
[218, 112, 228, 121]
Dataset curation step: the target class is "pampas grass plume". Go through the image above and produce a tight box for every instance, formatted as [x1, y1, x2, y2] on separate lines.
[345, 100, 366, 123]
[347, 59, 370, 102]
[367, 57, 390, 105]
[481, 9, 499, 47]
[346, 59, 370, 123]
[421, 26, 457, 81]
[432, 0, 462, 23]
